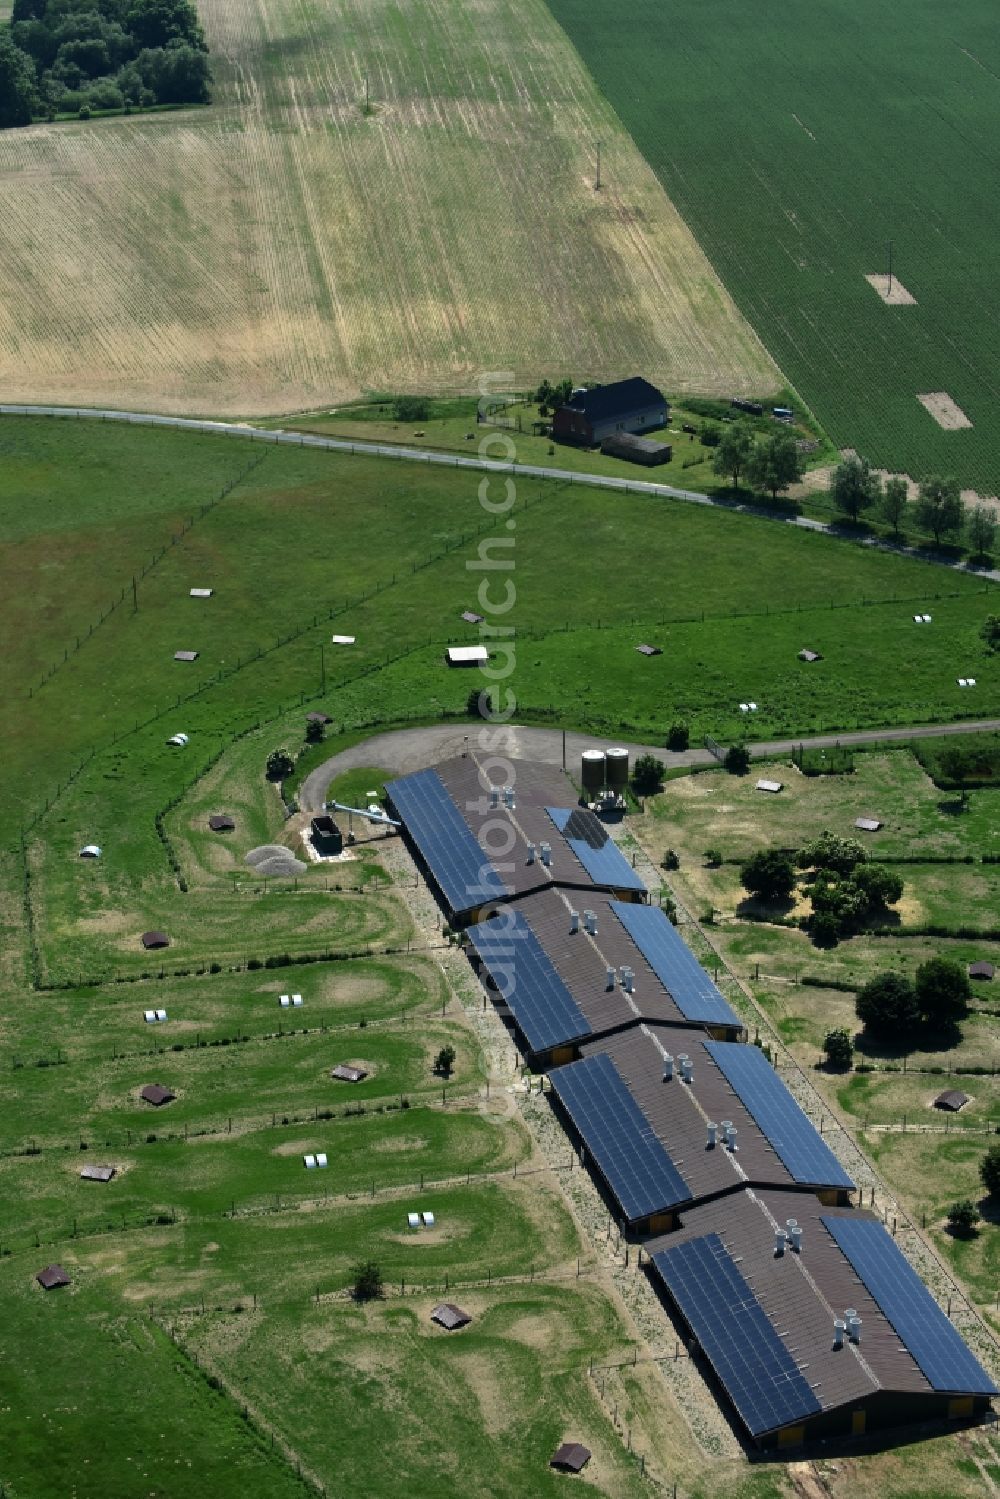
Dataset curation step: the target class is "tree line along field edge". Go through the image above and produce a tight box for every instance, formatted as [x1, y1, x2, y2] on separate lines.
[541, 0, 1000, 493]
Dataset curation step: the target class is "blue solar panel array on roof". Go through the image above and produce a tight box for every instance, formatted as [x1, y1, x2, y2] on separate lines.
[609, 902, 740, 1027]
[652, 1233, 822, 1436]
[465, 909, 592, 1054]
[822, 1216, 998, 1395]
[550, 1052, 690, 1220]
[545, 807, 646, 892]
[385, 768, 506, 914]
[704, 1042, 855, 1190]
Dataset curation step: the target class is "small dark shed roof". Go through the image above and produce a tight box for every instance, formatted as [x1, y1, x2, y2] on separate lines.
[934, 1089, 970, 1112]
[331, 1064, 367, 1083]
[37, 1264, 70, 1290]
[80, 1164, 116, 1182]
[140, 1083, 176, 1107]
[431, 1302, 471, 1330]
[208, 814, 236, 832]
[141, 930, 170, 950]
[550, 1443, 591, 1473]
[562, 377, 664, 422]
[969, 961, 995, 980]
[306, 711, 332, 724]
[636, 644, 662, 657]
[461, 610, 484, 624]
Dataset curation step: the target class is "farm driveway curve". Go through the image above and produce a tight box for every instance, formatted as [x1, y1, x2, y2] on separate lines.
[2, 405, 997, 582]
[299, 720, 1000, 812]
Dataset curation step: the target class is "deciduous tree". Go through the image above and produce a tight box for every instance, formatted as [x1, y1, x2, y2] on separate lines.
[351, 1260, 384, 1300]
[632, 753, 666, 794]
[915, 956, 971, 1027]
[798, 830, 866, 876]
[947, 1200, 980, 1238]
[741, 849, 796, 902]
[980, 1145, 1000, 1199]
[880, 475, 908, 537]
[855, 971, 918, 1039]
[830, 455, 881, 522]
[746, 432, 804, 501]
[723, 743, 750, 775]
[823, 1028, 853, 1069]
[711, 422, 753, 490]
[0, 32, 36, 126]
[966, 504, 997, 559]
[914, 474, 962, 545]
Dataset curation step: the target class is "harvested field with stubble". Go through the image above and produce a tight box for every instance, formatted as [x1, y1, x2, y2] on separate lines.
[0, 0, 777, 415]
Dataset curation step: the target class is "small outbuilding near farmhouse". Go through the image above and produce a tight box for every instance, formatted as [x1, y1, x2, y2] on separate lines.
[934, 1089, 970, 1112]
[552, 378, 668, 447]
[141, 930, 170, 950]
[80, 1164, 116, 1182]
[969, 961, 995, 981]
[600, 431, 672, 466]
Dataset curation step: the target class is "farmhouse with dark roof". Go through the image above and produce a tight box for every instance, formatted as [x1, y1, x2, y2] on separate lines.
[552, 377, 668, 446]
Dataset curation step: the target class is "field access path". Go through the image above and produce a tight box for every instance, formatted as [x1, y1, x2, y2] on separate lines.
[299, 719, 1000, 812]
[3, 404, 998, 583]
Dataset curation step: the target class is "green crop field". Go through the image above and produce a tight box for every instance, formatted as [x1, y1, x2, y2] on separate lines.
[543, 0, 1000, 493]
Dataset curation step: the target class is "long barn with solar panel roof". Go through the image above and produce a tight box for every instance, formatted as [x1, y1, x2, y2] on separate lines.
[465, 888, 741, 1067]
[552, 1027, 853, 1231]
[385, 756, 646, 927]
[646, 1189, 996, 1448]
[385, 750, 996, 1447]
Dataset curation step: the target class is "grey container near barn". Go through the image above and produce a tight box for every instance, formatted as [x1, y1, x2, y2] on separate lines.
[605, 747, 629, 790]
[580, 750, 606, 795]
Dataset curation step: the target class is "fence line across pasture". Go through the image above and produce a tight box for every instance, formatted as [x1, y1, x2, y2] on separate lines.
[1, 1067, 529, 1162]
[32, 933, 452, 994]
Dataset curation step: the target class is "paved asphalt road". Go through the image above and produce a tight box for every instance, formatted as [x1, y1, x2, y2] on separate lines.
[299, 718, 1000, 812]
[3, 403, 998, 582]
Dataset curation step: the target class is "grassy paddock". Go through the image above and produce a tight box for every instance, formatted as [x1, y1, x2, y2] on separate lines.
[0, 1103, 531, 1250]
[0, 1277, 307, 1499]
[0, 1015, 481, 1149]
[186, 1281, 653, 1499]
